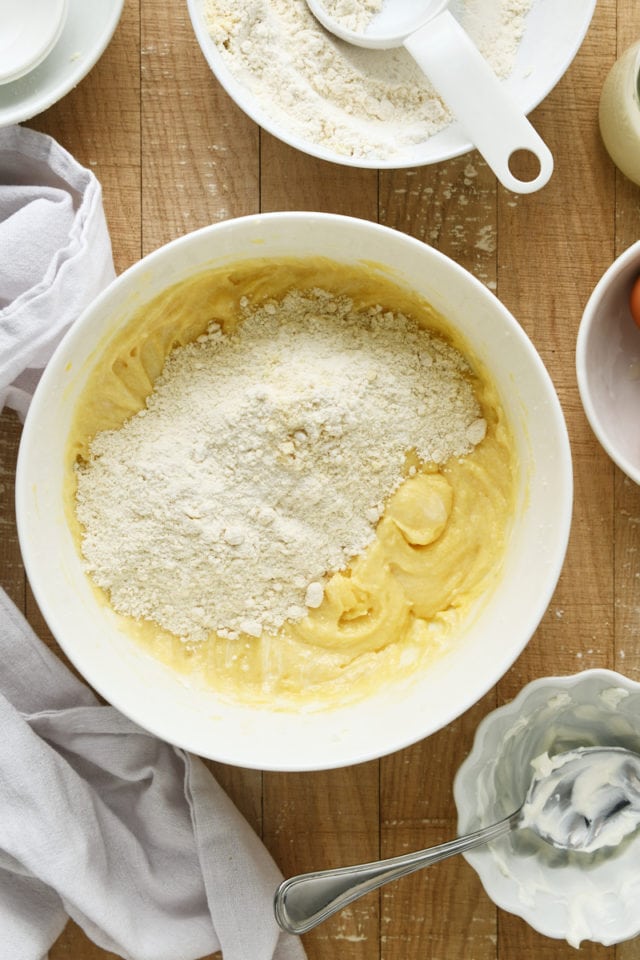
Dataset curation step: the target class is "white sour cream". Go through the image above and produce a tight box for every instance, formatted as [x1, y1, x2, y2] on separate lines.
[521, 748, 640, 853]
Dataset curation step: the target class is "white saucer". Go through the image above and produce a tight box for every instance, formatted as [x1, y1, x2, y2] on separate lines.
[0, 0, 124, 127]
[0, 0, 69, 85]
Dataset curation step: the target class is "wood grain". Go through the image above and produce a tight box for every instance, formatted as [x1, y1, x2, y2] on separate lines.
[1, 1, 640, 958]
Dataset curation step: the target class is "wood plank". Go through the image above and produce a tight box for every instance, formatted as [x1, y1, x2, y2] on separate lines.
[141, 0, 259, 252]
[261, 135, 379, 217]
[379, 696, 498, 960]
[0, 411, 24, 609]
[497, 1, 617, 693]
[264, 765, 380, 958]
[29, 0, 142, 275]
[380, 154, 498, 284]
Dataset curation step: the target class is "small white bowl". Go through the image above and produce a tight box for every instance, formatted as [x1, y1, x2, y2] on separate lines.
[454, 670, 640, 948]
[576, 240, 640, 485]
[0, 0, 68, 85]
[16, 212, 572, 771]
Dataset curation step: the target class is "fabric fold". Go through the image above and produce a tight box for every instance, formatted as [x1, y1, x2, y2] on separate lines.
[0, 589, 306, 960]
[0, 124, 116, 419]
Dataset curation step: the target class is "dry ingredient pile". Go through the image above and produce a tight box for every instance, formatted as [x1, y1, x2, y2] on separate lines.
[202, 0, 532, 161]
[318, 0, 383, 32]
[75, 288, 486, 646]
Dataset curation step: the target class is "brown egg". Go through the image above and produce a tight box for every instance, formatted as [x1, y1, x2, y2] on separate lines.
[630, 275, 640, 328]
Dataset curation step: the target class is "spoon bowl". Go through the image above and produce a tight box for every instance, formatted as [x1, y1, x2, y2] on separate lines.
[522, 746, 640, 852]
[274, 746, 640, 935]
[305, 0, 553, 193]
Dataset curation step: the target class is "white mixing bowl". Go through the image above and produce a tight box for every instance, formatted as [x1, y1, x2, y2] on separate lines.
[187, 0, 596, 169]
[16, 212, 572, 771]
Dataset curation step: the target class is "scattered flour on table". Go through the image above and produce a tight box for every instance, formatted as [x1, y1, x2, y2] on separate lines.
[75, 289, 485, 643]
[202, 0, 532, 160]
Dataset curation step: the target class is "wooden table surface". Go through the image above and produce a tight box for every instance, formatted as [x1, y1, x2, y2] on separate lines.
[2, 1, 640, 957]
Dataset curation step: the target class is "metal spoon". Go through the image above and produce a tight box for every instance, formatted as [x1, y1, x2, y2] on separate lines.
[274, 746, 640, 935]
[305, 0, 553, 194]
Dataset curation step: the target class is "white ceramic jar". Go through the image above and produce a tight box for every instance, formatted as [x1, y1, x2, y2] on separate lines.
[599, 40, 640, 186]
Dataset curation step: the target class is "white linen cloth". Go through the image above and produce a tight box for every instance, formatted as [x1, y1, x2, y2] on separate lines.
[0, 124, 115, 418]
[0, 588, 306, 960]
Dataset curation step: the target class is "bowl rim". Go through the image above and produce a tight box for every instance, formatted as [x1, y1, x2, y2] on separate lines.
[16, 211, 574, 770]
[455, 667, 640, 781]
[576, 238, 640, 486]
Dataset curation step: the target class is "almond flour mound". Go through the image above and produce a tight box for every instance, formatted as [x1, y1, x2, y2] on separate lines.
[75, 289, 486, 643]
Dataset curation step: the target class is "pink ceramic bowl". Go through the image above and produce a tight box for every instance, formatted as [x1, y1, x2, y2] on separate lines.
[576, 240, 640, 485]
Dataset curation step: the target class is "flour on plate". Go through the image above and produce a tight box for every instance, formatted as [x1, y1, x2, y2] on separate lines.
[75, 288, 485, 643]
[202, 0, 532, 160]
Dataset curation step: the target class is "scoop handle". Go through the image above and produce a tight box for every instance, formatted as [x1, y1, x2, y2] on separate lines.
[274, 810, 518, 935]
[404, 10, 553, 194]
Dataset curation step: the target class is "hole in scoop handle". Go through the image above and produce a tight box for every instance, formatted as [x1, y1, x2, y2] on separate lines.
[404, 10, 553, 194]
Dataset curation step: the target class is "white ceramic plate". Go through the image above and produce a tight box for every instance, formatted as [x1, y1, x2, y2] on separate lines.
[187, 0, 597, 168]
[0, 0, 124, 128]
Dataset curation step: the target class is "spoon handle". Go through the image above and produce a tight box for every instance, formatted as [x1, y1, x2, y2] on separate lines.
[274, 809, 519, 935]
[404, 10, 554, 194]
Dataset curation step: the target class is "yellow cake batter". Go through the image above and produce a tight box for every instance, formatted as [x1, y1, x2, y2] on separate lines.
[66, 257, 516, 710]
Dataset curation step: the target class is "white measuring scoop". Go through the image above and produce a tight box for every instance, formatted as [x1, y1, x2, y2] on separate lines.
[306, 0, 553, 194]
